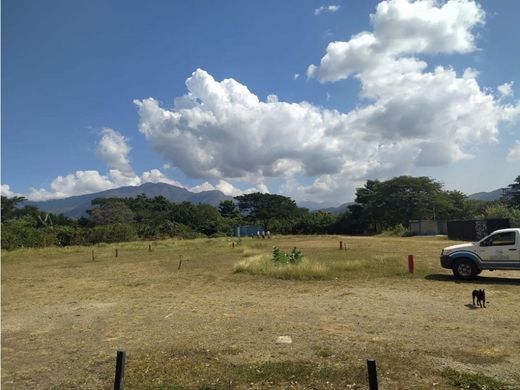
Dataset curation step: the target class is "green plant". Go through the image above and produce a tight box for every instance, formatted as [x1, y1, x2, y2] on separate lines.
[380, 224, 409, 237]
[272, 246, 303, 264]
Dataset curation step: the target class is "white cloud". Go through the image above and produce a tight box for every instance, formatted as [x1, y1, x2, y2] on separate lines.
[141, 169, 184, 187]
[498, 82, 514, 97]
[189, 180, 270, 197]
[96, 128, 135, 176]
[507, 140, 520, 161]
[308, 0, 484, 83]
[189, 181, 216, 193]
[314, 5, 340, 16]
[27, 170, 116, 201]
[1, 184, 22, 198]
[293, 73, 300, 80]
[134, 62, 519, 203]
[21, 129, 188, 201]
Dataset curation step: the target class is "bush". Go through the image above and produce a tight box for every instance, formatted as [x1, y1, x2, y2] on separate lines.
[84, 224, 137, 244]
[1, 217, 57, 250]
[272, 246, 303, 264]
[380, 224, 409, 237]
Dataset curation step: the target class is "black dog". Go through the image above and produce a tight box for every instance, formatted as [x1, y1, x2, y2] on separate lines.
[472, 289, 486, 308]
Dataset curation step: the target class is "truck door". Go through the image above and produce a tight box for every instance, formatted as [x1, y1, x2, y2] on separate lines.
[477, 231, 520, 262]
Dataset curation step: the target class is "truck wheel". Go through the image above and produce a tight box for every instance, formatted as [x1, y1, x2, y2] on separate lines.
[452, 259, 477, 279]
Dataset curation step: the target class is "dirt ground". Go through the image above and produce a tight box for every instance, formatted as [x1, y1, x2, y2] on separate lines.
[2, 236, 520, 389]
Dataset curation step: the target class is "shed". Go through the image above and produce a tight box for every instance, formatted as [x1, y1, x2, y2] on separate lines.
[235, 225, 264, 237]
[447, 219, 510, 241]
[409, 220, 448, 235]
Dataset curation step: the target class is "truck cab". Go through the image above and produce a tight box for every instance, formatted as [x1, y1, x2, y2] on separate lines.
[440, 228, 520, 279]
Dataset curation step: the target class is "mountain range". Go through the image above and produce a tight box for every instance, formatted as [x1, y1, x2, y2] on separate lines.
[25, 182, 233, 219]
[23, 182, 505, 219]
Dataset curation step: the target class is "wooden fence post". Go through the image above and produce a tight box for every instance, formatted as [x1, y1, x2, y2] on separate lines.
[367, 358, 378, 390]
[115, 248, 118, 258]
[148, 244, 152, 252]
[114, 350, 126, 390]
[178, 255, 183, 270]
[91, 250, 95, 261]
[408, 254, 415, 273]
[339, 241, 343, 250]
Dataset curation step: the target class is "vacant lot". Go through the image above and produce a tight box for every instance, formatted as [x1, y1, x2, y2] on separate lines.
[2, 235, 520, 389]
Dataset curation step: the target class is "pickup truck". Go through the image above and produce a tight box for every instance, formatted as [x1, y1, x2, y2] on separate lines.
[440, 228, 520, 278]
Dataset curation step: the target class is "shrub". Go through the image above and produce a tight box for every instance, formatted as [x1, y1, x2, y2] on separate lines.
[272, 246, 303, 264]
[1, 217, 57, 250]
[380, 224, 409, 237]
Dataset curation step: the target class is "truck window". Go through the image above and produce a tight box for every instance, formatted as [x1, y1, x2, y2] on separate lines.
[488, 232, 516, 246]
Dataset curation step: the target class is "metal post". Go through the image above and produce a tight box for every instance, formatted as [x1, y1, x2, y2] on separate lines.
[367, 358, 378, 390]
[114, 350, 126, 390]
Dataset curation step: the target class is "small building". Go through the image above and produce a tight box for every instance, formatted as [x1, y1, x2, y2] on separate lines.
[409, 220, 448, 236]
[447, 219, 510, 241]
[235, 225, 264, 237]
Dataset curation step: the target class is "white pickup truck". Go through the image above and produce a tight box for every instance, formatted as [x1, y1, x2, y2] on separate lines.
[440, 228, 520, 278]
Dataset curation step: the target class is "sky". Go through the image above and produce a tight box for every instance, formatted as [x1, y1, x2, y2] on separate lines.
[2, 0, 519, 206]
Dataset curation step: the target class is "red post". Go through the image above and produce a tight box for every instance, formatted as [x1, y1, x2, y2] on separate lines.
[408, 254, 415, 273]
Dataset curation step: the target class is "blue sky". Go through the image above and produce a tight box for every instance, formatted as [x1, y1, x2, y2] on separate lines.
[2, 0, 519, 205]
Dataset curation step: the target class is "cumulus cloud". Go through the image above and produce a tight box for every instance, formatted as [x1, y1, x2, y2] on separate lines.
[22, 129, 186, 201]
[508, 140, 520, 161]
[134, 61, 519, 203]
[314, 5, 340, 15]
[1, 184, 22, 198]
[308, 0, 484, 82]
[19, 126, 265, 201]
[96, 128, 134, 174]
[189, 180, 270, 197]
[141, 169, 185, 187]
[498, 82, 514, 97]
[27, 170, 117, 201]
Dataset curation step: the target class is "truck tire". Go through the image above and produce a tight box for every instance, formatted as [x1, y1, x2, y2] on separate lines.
[452, 258, 478, 279]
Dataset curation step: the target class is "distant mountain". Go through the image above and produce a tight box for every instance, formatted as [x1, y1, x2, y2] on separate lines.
[320, 202, 355, 215]
[25, 182, 233, 218]
[296, 200, 337, 211]
[296, 200, 354, 215]
[467, 188, 505, 202]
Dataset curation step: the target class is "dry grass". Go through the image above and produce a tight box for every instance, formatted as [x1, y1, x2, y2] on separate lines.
[234, 254, 330, 280]
[2, 235, 520, 389]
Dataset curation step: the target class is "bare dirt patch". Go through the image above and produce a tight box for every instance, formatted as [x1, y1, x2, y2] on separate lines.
[2, 236, 519, 389]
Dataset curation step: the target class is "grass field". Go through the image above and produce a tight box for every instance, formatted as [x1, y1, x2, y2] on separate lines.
[2, 235, 520, 389]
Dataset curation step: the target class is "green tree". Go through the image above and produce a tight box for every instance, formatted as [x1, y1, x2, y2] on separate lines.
[218, 200, 240, 219]
[88, 198, 135, 226]
[1, 196, 27, 220]
[502, 175, 520, 208]
[234, 192, 299, 231]
[354, 176, 447, 231]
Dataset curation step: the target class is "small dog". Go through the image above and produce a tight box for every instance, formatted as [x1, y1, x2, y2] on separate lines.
[472, 289, 486, 308]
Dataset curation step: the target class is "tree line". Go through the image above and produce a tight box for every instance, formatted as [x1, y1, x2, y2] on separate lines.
[2, 175, 519, 250]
